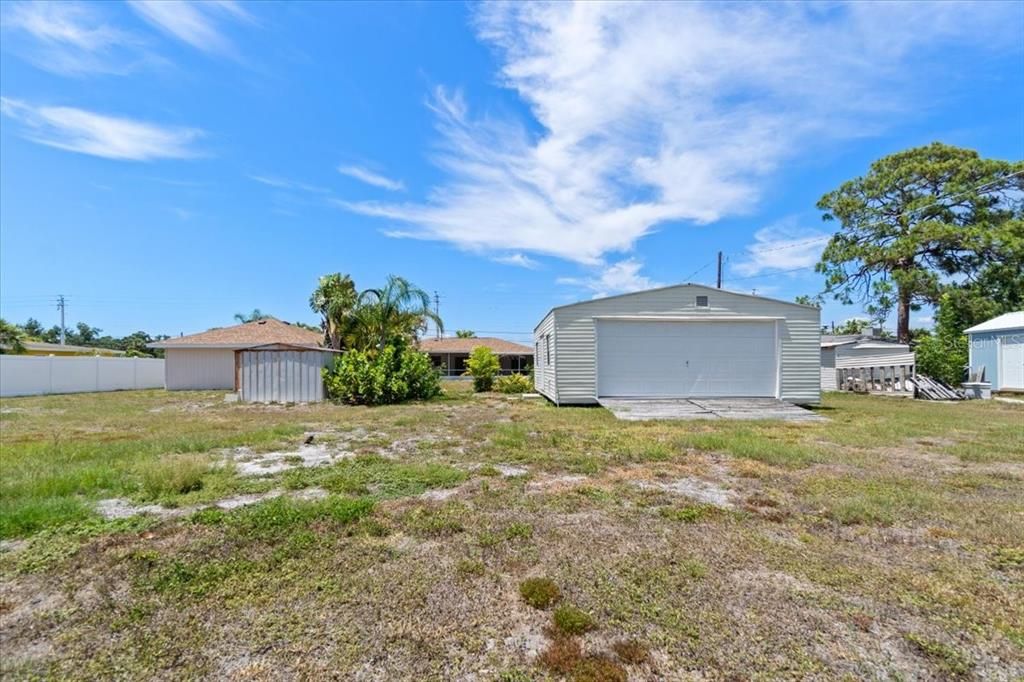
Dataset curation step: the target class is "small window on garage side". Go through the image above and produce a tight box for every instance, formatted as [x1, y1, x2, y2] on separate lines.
[696, 295, 709, 308]
[545, 335, 551, 364]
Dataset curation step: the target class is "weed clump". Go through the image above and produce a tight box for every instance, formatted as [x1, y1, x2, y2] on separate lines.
[456, 558, 485, 578]
[611, 639, 649, 664]
[137, 454, 210, 498]
[991, 546, 1024, 570]
[905, 633, 972, 677]
[537, 635, 582, 674]
[572, 654, 627, 682]
[519, 577, 561, 609]
[659, 505, 713, 523]
[553, 604, 596, 635]
[400, 503, 466, 537]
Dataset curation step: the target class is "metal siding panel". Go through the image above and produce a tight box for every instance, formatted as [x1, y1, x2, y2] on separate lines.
[532, 311, 557, 402]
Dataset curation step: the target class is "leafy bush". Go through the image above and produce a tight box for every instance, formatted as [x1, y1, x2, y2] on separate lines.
[913, 332, 968, 386]
[464, 345, 500, 392]
[553, 604, 596, 635]
[494, 373, 532, 394]
[323, 343, 441, 405]
[519, 577, 561, 608]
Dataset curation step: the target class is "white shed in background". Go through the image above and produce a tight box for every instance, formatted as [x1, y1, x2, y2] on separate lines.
[820, 336, 915, 391]
[236, 344, 339, 403]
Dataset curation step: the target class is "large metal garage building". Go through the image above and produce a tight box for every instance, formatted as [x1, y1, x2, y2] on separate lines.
[533, 284, 821, 405]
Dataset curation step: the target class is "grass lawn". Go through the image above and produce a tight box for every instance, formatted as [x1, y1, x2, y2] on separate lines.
[1, 386, 1022, 679]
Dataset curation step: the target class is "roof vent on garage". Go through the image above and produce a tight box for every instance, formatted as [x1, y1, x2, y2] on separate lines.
[695, 295, 709, 308]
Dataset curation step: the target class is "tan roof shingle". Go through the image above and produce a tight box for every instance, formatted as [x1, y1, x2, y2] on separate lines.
[417, 337, 533, 355]
[149, 319, 323, 349]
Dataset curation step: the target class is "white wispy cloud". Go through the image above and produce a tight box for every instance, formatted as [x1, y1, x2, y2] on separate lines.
[558, 259, 663, 298]
[128, 0, 251, 57]
[731, 218, 830, 277]
[0, 98, 203, 161]
[0, 1, 157, 76]
[247, 174, 331, 194]
[341, 2, 1020, 269]
[337, 165, 405, 191]
[492, 253, 539, 269]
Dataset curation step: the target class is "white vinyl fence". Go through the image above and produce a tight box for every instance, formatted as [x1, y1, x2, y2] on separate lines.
[0, 355, 165, 398]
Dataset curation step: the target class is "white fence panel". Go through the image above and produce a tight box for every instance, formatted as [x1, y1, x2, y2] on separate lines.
[0, 356, 165, 397]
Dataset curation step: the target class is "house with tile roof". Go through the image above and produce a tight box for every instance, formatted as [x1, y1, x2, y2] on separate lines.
[417, 336, 533, 378]
[148, 318, 324, 390]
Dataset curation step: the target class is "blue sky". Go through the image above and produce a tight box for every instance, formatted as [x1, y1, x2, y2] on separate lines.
[1, 1, 1022, 343]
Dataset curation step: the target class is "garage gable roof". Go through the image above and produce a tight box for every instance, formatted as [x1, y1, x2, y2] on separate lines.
[148, 319, 323, 349]
[537, 283, 817, 329]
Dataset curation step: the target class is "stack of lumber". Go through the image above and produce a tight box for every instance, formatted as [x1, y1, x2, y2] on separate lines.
[909, 375, 966, 400]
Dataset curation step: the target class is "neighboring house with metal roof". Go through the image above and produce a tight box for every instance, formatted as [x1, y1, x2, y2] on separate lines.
[533, 283, 820, 405]
[148, 318, 323, 390]
[820, 335, 915, 391]
[417, 337, 533, 378]
[964, 311, 1024, 392]
[0, 341, 126, 357]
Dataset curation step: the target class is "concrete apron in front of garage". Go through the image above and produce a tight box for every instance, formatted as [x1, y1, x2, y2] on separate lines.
[598, 398, 826, 422]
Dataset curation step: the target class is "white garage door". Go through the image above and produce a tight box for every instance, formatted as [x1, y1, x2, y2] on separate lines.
[999, 336, 1024, 390]
[597, 320, 778, 398]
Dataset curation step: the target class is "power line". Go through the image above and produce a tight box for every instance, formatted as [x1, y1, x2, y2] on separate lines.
[682, 261, 713, 282]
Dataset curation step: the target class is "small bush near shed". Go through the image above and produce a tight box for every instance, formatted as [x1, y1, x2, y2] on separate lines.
[494, 373, 532, 394]
[464, 346, 500, 392]
[323, 343, 441, 405]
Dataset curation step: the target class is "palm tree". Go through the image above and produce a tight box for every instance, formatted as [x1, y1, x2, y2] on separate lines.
[351, 275, 442, 351]
[455, 330, 476, 338]
[0, 318, 27, 354]
[309, 273, 358, 350]
[234, 309, 270, 323]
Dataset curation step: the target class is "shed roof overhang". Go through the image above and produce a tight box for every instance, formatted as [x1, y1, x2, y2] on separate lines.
[590, 315, 784, 322]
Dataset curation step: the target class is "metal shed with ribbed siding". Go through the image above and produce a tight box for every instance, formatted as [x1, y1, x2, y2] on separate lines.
[235, 344, 339, 403]
[533, 284, 821, 405]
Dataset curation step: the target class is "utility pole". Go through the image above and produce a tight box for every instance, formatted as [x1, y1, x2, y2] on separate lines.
[433, 291, 441, 339]
[716, 251, 723, 289]
[57, 295, 66, 345]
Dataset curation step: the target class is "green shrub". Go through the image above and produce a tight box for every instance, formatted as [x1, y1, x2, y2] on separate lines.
[553, 604, 596, 635]
[464, 346, 500, 392]
[913, 332, 968, 386]
[323, 343, 441, 405]
[494, 373, 533, 394]
[519, 577, 561, 609]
